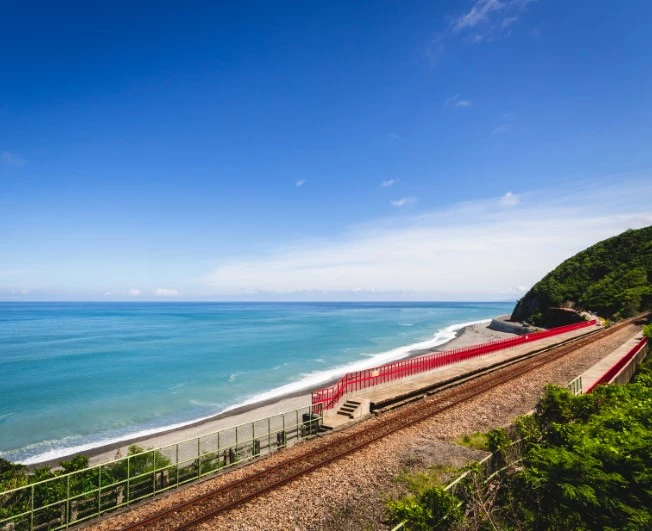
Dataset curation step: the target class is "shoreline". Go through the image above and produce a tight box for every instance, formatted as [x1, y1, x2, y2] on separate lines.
[26, 315, 517, 468]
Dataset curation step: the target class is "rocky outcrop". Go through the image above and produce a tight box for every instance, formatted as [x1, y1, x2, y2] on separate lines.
[488, 316, 537, 335]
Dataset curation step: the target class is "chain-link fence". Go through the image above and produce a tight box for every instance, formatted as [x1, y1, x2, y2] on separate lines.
[0, 405, 321, 530]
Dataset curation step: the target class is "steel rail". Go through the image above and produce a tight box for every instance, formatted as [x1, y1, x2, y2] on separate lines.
[118, 315, 645, 531]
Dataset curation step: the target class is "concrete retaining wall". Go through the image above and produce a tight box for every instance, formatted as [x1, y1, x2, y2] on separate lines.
[488, 316, 537, 336]
[609, 340, 648, 386]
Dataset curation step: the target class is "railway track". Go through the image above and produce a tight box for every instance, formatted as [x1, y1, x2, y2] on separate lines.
[118, 315, 645, 530]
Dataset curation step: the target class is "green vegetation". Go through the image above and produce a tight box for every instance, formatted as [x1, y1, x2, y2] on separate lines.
[511, 226, 652, 326]
[456, 431, 488, 451]
[385, 356, 652, 530]
[0, 445, 174, 525]
[643, 323, 652, 341]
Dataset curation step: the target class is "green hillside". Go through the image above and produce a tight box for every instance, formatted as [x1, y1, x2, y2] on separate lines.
[511, 226, 652, 326]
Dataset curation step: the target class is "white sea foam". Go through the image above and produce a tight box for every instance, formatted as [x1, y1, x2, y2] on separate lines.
[11, 317, 490, 465]
[9, 412, 224, 465]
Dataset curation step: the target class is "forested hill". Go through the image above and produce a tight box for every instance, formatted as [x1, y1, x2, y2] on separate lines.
[511, 226, 652, 326]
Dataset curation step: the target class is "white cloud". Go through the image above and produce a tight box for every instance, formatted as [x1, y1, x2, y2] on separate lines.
[296, 179, 306, 187]
[492, 124, 510, 134]
[427, 1, 533, 68]
[386, 133, 399, 142]
[204, 181, 652, 299]
[444, 95, 472, 109]
[381, 179, 398, 188]
[452, 0, 504, 33]
[449, 0, 533, 42]
[1, 151, 25, 167]
[155, 288, 179, 297]
[502, 16, 519, 28]
[501, 191, 520, 207]
[391, 197, 416, 207]
[129, 289, 141, 296]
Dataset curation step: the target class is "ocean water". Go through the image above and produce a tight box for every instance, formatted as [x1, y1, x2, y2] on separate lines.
[0, 301, 513, 464]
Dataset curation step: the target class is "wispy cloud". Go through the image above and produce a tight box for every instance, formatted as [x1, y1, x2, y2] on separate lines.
[451, 0, 533, 38]
[204, 180, 652, 298]
[1, 151, 25, 167]
[391, 197, 416, 207]
[500, 191, 520, 207]
[428, 0, 533, 62]
[155, 288, 179, 297]
[386, 133, 399, 142]
[381, 179, 399, 188]
[129, 289, 141, 296]
[444, 95, 472, 109]
[295, 179, 306, 187]
[492, 124, 510, 134]
[502, 15, 519, 28]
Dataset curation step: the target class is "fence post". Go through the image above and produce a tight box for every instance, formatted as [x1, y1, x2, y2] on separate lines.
[197, 438, 201, 478]
[153, 451, 157, 495]
[97, 465, 102, 517]
[65, 474, 71, 528]
[127, 455, 131, 505]
[176, 444, 180, 488]
[30, 484, 34, 531]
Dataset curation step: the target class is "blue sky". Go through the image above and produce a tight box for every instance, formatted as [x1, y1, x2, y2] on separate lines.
[1, 0, 651, 301]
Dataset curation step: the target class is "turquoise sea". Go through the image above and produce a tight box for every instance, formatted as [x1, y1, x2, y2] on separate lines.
[0, 302, 513, 464]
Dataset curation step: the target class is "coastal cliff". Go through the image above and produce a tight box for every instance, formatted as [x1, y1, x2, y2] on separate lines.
[511, 226, 652, 326]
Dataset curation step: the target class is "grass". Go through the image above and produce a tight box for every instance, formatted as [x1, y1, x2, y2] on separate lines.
[456, 431, 489, 451]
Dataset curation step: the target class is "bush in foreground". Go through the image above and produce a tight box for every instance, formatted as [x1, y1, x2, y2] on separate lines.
[386, 355, 652, 530]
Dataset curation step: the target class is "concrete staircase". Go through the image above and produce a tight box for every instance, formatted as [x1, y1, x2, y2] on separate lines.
[336, 399, 362, 419]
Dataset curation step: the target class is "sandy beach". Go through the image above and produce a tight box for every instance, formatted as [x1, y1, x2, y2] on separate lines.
[38, 316, 517, 468]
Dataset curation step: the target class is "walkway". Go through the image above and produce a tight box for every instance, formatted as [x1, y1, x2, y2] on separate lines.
[322, 323, 598, 427]
[578, 331, 646, 392]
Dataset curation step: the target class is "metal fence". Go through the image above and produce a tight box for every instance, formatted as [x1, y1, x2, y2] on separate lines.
[0, 405, 320, 531]
[313, 320, 597, 412]
[567, 375, 583, 395]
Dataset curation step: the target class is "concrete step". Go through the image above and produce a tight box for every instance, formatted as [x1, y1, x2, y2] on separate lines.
[335, 399, 361, 420]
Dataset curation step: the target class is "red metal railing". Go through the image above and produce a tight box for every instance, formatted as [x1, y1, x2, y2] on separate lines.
[585, 336, 648, 393]
[312, 320, 597, 412]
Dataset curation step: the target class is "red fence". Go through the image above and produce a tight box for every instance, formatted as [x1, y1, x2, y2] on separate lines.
[312, 320, 597, 413]
[586, 336, 648, 393]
